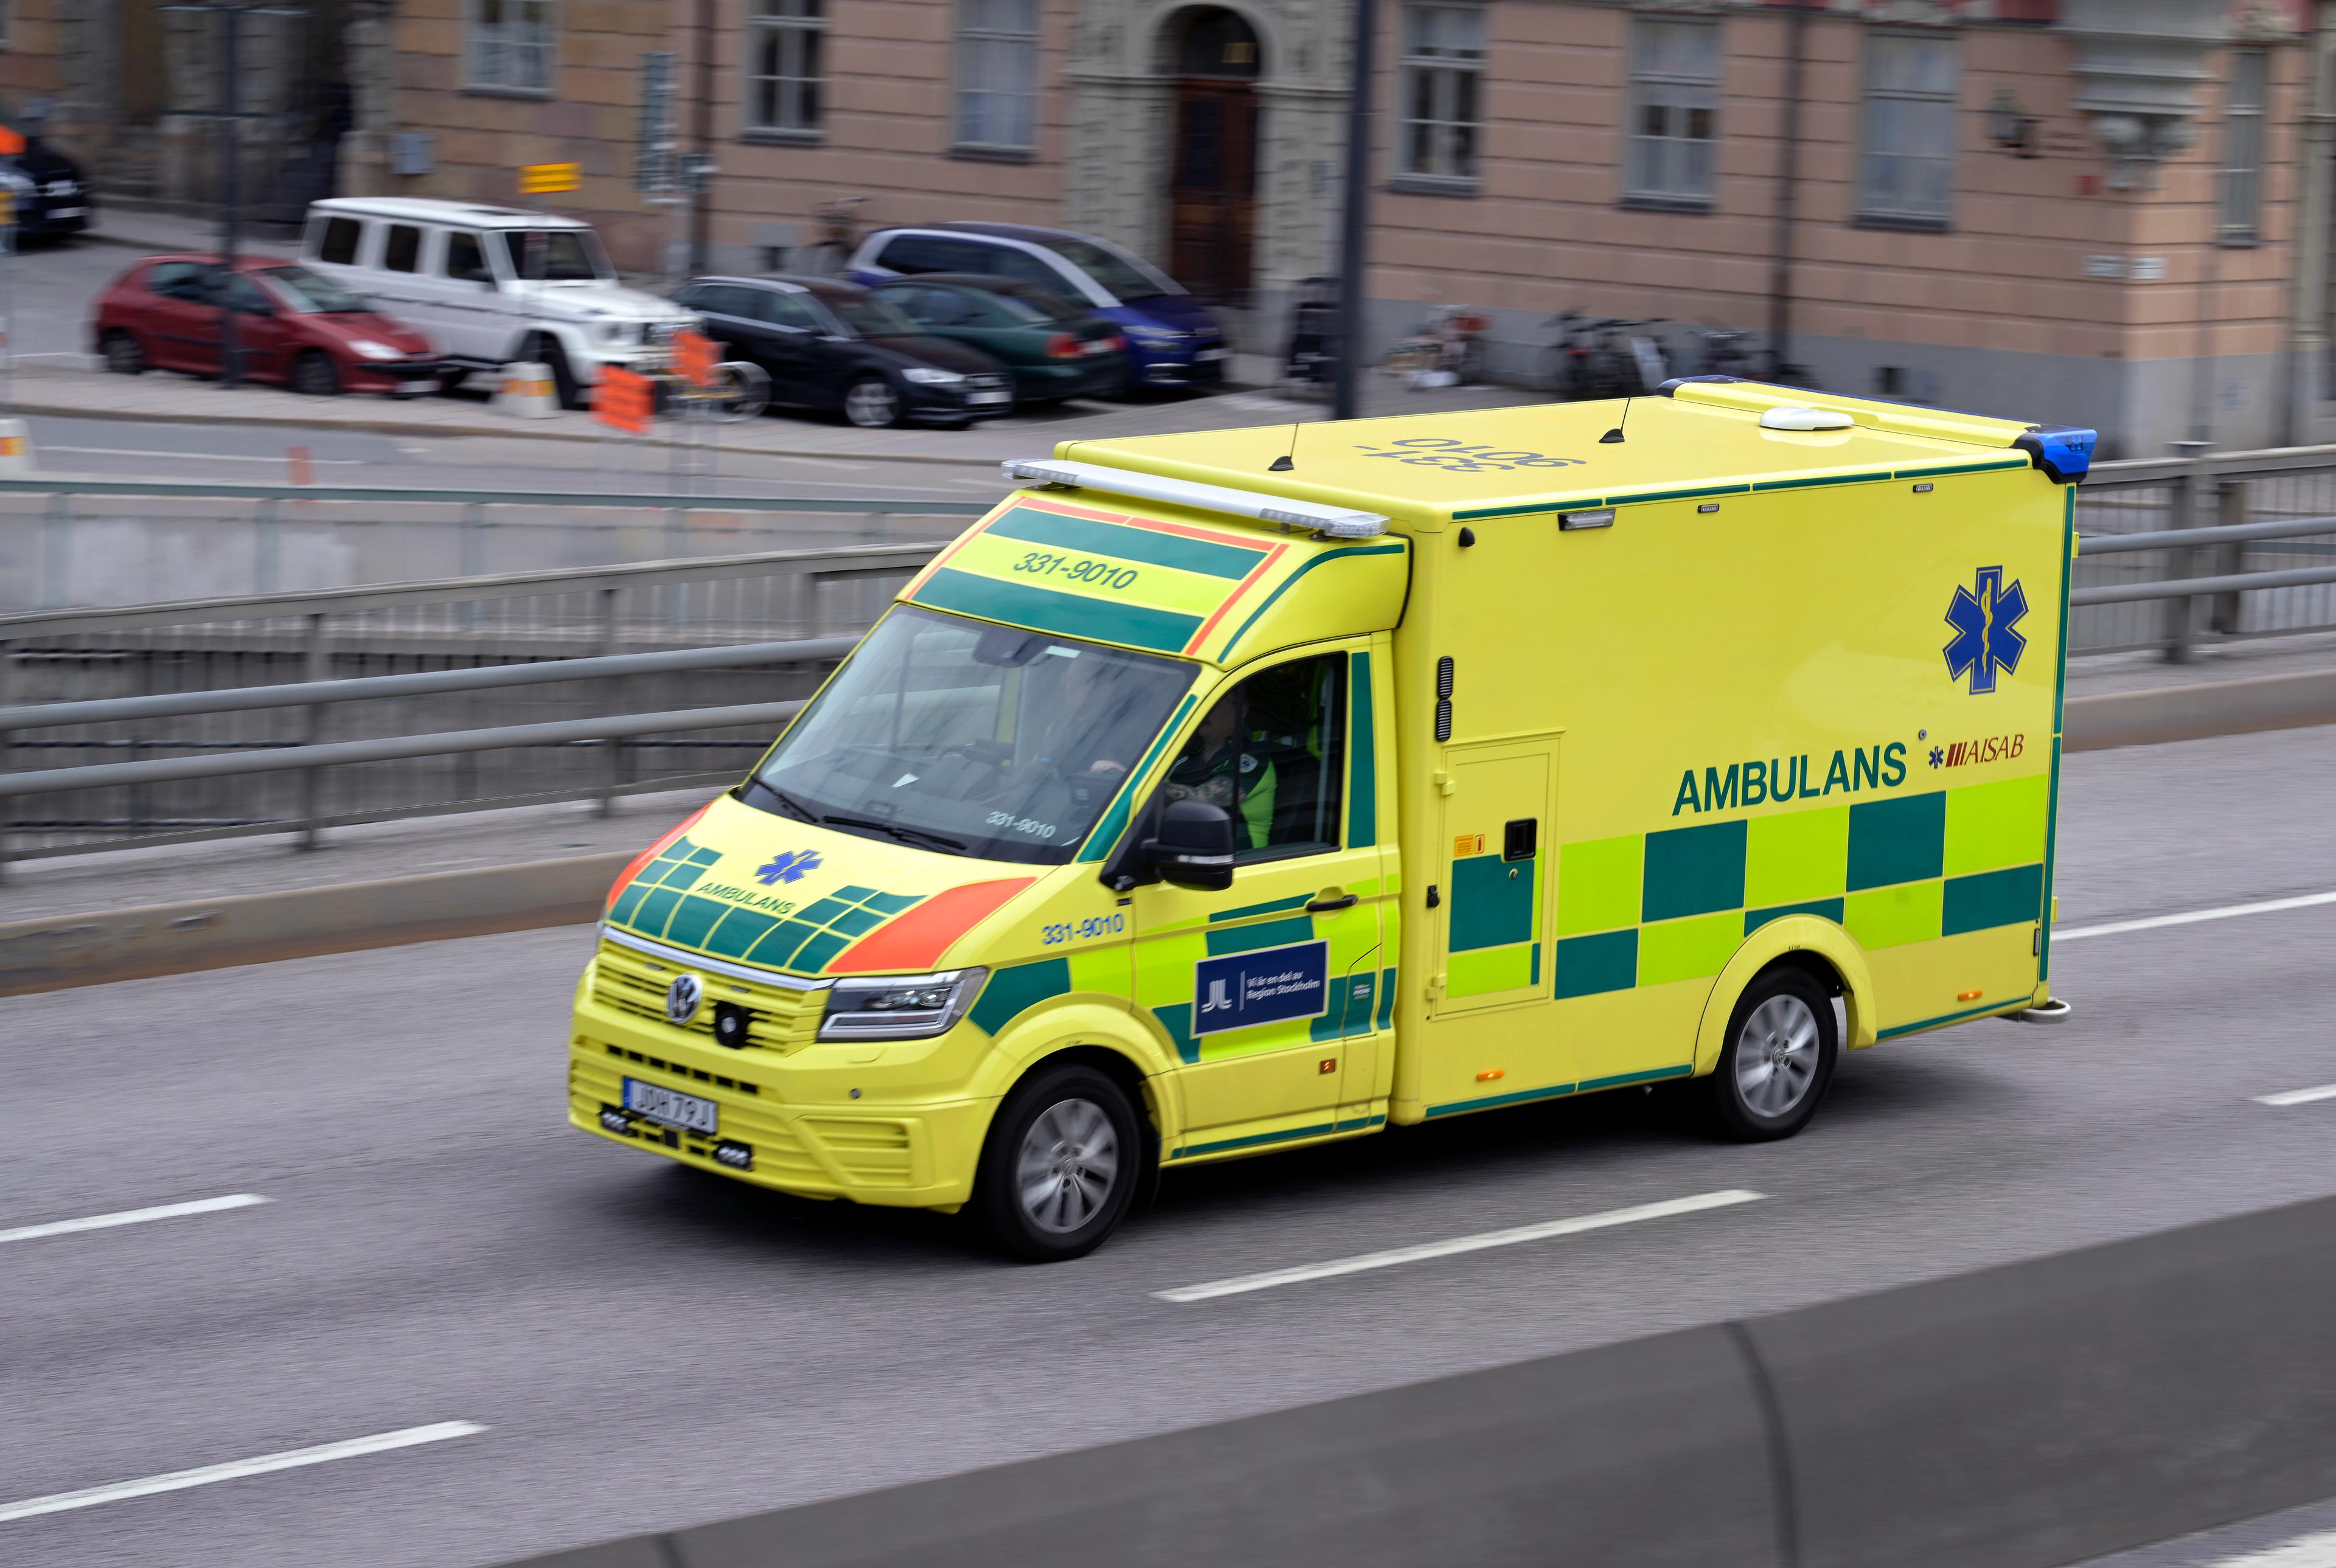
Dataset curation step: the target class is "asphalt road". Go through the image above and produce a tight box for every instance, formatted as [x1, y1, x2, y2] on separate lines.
[5, 723, 2336, 1567]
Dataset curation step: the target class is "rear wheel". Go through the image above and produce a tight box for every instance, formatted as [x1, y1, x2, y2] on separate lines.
[291, 349, 341, 398]
[973, 1063, 1141, 1262]
[102, 330, 145, 376]
[843, 375, 902, 428]
[1699, 967, 1837, 1141]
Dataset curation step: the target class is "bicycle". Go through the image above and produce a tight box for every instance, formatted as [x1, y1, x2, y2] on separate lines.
[1385, 304, 1489, 389]
[1541, 314, 1655, 401]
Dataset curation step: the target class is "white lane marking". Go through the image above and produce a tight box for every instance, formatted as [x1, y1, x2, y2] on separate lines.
[2255, 1083, 2336, 1108]
[0, 1421, 486, 1525]
[1155, 1188, 1764, 1303]
[2056, 890, 2336, 944]
[40, 445, 364, 466]
[0, 1193, 268, 1246]
[2202, 1527, 2336, 1567]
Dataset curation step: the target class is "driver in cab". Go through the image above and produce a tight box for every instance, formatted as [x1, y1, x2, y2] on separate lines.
[1163, 698, 1276, 851]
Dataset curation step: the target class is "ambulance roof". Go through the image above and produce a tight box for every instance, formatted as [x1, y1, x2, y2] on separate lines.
[1055, 379, 2092, 533]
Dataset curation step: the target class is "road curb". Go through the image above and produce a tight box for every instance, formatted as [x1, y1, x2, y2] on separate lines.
[5, 391, 1016, 467]
[0, 852, 628, 997]
[4, 668, 2332, 997]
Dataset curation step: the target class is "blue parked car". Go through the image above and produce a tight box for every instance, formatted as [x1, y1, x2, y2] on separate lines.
[844, 223, 1228, 391]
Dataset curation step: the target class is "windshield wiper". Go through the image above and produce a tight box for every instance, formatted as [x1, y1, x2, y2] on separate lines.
[740, 779, 818, 823]
[818, 813, 967, 853]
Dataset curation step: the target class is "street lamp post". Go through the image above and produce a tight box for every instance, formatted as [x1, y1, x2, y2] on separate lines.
[158, 0, 302, 390]
[1331, 0, 1378, 423]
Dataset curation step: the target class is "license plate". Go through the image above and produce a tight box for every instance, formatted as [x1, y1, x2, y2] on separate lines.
[393, 379, 440, 397]
[1195, 347, 1226, 362]
[622, 1077, 717, 1134]
[1082, 340, 1116, 355]
[969, 390, 1010, 404]
[49, 207, 85, 220]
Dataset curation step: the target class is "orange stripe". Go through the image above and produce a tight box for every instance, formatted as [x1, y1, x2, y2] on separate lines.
[1184, 541, 1289, 655]
[826, 877, 1036, 974]
[605, 800, 713, 914]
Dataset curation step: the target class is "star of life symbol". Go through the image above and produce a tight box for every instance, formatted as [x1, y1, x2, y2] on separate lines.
[1944, 566, 2028, 695]
[1198, 977, 1234, 1015]
[756, 848, 822, 886]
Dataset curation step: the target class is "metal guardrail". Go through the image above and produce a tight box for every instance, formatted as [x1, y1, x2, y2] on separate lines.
[10, 451, 2336, 867]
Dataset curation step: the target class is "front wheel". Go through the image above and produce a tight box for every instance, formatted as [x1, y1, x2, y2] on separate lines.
[291, 349, 341, 398]
[538, 339, 583, 410]
[973, 1063, 1141, 1261]
[1699, 967, 1837, 1141]
[707, 360, 771, 421]
[843, 375, 902, 428]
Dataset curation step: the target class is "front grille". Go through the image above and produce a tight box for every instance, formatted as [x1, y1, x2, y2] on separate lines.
[593, 937, 825, 1053]
[968, 373, 1010, 390]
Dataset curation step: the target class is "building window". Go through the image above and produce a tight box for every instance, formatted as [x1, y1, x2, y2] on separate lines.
[956, 0, 1038, 151]
[747, 0, 825, 135]
[466, 0, 554, 95]
[1397, 5, 1486, 184]
[1624, 16, 1719, 207]
[1858, 31, 1959, 226]
[2219, 49, 2269, 244]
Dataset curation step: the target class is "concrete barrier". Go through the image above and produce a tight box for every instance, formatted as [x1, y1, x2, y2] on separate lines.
[502, 1194, 2336, 1568]
[0, 852, 627, 996]
[495, 361, 561, 419]
[2064, 667, 2336, 751]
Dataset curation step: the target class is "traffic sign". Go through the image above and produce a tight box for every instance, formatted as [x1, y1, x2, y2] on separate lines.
[672, 328, 717, 390]
[593, 366, 654, 435]
[519, 162, 581, 196]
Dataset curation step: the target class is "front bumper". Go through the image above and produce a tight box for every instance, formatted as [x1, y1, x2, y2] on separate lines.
[568, 993, 990, 1208]
[18, 194, 92, 235]
[903, 377, 1017, 423]
[1134, 345, 1228, 386]
[345, 355, 447, 393]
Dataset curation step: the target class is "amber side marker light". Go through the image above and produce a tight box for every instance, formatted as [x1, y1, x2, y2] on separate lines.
[1476, 1068, 1506, 1082]
[1958, 988, 1984, 1001]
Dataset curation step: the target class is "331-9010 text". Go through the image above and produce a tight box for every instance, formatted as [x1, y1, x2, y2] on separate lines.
[1012, 551, 1141, 591]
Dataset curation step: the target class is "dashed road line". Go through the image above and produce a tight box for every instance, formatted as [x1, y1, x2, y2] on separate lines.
[1155, 1188, 1765, 1303]
[2057, 890, 2336, 943]
[2202, 1527, 2336, 1567]
[0, 1193, 268, 1247]
[0, 1422, 487, 1525]
[2254, 1083, 2336, 1108]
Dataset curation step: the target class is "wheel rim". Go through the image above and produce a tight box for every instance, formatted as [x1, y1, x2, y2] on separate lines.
[1735, 994, 1821, 1119]
[1014, 1097, 1121, 1235]
[846, 381, 897, 426]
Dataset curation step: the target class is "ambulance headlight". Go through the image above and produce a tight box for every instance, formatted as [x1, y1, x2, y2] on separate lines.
[817, 968, 988, 1041]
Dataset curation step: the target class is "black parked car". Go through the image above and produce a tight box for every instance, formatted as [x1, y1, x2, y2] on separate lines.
[670, 274, 1015, 429]
[3, 130, 92, 241]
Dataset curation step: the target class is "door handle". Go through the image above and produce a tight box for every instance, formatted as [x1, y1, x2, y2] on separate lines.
[1305, 893, 1358, 913]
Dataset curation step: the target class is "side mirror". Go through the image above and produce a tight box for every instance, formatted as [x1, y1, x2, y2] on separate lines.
[1142, 799, 1236, 892]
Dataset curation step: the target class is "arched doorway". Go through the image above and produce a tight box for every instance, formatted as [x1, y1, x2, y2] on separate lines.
[1164, 8, 1262, 306]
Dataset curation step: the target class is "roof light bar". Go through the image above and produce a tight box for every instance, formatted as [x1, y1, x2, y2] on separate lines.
[1001, 458, 1389, 539]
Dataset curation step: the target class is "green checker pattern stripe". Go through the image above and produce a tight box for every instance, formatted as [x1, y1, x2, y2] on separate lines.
[607, 837, 925, 976]
[1550, 776, 2048, 999]
[912, 567, 1203, 654]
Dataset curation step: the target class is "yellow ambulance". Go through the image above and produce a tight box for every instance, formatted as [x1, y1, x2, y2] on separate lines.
[569, 377, 2091, 1259]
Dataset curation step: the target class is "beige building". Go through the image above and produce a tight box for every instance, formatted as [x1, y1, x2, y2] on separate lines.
[15, 0, 2336, 453]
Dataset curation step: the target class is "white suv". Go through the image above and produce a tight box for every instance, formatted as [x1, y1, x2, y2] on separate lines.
[299, 197, 698, 408]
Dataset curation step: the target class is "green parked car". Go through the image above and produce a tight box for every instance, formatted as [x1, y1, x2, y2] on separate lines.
[869, 274, 1129, 407]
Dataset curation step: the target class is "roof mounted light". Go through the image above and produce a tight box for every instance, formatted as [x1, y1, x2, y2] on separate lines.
[1001, 458, 1389, 539]
[1758, 406, 1855, 431]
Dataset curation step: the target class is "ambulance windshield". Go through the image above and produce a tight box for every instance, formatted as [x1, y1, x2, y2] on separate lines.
[742, 606, 1195, 865]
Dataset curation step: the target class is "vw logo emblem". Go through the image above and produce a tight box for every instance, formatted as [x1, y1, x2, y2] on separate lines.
[664, 974, 703, 1025]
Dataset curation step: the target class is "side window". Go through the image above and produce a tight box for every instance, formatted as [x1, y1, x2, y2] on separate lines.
[316, 217, 363, 266]
[878, 234, 985, 274]
[147, 262, 206, 300]
[1164, 654, 1346, 859]
[217, 272, 273, 313]
[992, 246, 1069, 292]
[691, 283, 754, 318]
[443, 230, 494, 282]
[920, 288, 973, 325]
[754, 290, 819, 329]
[382, 224, 423, 273]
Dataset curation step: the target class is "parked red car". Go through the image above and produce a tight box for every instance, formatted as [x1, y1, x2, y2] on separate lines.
[91, 254, 441, 397]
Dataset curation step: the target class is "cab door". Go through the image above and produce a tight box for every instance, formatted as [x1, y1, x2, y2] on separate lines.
[1130, 644, 1391, 1153]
